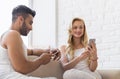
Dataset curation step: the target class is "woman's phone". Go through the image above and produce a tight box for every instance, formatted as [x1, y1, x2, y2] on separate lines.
[89, 39, 96, 48]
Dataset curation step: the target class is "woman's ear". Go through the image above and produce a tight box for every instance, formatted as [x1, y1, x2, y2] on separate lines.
[69, 29, 73, 35]
[70, 31, 73, 35]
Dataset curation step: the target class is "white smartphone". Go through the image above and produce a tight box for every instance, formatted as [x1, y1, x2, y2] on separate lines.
[89, 39, 96, 48]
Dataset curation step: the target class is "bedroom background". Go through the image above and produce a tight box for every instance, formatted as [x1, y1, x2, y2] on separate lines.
[0, 0, 120, 69]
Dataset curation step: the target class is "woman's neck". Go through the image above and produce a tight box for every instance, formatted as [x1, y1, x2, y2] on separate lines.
[73, 38, 83, 49]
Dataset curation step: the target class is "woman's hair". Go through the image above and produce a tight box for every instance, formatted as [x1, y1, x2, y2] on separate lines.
[66, 17, 88, 60]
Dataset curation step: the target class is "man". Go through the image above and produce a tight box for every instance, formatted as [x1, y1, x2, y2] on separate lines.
[0, 5, 60, 79]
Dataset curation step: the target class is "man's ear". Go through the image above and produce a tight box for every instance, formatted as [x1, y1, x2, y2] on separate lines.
[18, 16, 24, 25]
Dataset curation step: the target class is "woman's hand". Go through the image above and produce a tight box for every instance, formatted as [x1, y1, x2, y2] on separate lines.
[87, 41, 98, 71]
[78, 49, 90, 61]
[87, 41, 98, 61]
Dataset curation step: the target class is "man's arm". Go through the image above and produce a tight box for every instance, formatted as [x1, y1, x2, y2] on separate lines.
[27, 48, 50, 56]
[4, 30, 51, 74]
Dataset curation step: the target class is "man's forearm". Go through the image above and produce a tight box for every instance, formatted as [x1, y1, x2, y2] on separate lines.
[28, 49, 49, 56]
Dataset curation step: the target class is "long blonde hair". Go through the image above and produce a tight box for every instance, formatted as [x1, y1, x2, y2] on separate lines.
[66, 17, 88, 60]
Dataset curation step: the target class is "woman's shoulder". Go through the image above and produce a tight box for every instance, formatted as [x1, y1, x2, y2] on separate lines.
[60, 45, 67, 54]
[60, 45, 67, 49]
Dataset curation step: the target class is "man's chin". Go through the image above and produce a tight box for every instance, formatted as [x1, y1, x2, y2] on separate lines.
[21, 34, 27, 36]
[21, 33, 28, 36]
[22, 35, 27, 36]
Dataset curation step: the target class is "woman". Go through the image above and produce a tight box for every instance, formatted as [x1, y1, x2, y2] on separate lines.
[60, 18, 102, 79]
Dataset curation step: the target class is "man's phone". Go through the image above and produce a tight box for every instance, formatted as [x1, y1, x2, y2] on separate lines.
[89, 39, 96, 48]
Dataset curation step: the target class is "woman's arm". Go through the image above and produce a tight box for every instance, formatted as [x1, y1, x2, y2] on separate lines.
[88, 42, 98, 72]
[61, 55, 86, 71]
[89, 57, 98, 72]
[60, 45, 89, 71]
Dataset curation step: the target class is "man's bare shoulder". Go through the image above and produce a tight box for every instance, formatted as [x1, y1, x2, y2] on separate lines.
[7, 30, 20, 37]
[4, 30, 21, 41]
[1, 30, 22, 49]
[3, 30, 20, 40]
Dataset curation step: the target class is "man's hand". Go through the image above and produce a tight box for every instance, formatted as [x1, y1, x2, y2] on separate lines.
[50, 49, 61, 61]
[40, 53, 52, 65]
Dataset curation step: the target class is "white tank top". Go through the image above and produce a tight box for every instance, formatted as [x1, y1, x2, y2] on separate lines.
[0, 44, 27, 73]
[67, 48, 90, 71]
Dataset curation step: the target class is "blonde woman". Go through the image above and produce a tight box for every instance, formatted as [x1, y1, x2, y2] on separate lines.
[60, 18, 102, 79]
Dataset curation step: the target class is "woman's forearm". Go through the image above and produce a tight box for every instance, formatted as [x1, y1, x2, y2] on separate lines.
[63, 56, 82, 70]
[89, 60, 98, 72]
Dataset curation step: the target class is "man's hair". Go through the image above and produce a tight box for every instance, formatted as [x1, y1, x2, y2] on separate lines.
[12, 5, 36, 22]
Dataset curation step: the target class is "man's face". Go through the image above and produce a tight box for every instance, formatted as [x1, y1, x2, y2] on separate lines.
[20, 22, 28, 36]
[20, 14, 33, 36]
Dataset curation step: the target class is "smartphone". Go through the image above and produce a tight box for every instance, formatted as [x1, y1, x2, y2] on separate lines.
[89, 39, 96, 48]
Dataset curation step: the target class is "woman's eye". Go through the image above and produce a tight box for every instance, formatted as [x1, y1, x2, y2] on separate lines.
[73, 26, 77, 29]
[80, 26, 83, 29]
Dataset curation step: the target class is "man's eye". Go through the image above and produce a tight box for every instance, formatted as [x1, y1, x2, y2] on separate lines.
[30, 22, 32, 25]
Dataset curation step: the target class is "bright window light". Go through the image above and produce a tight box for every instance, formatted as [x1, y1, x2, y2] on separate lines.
[0, 0, 29, 46]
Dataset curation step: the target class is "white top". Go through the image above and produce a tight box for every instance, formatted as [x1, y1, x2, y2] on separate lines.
[0, 44, 27, 71]
[74, 48, 90, 71]
[0, 44, 57, 79]
[0, 45, 14, 72]
[0, 44, 28, 79]
[67, 48, 90, 71]
[65, 48, 102, 79]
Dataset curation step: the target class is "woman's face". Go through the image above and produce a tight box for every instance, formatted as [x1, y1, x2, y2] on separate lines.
[71, 20, 84, 38]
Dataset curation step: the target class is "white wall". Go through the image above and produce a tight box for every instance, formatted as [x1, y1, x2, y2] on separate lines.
[0, 0, 29, 46]
[57, 0, 120, 69]
[32, 0, 120, 69]
[31, 0, 56, 48]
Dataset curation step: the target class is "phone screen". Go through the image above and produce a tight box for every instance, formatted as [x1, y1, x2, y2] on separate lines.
[89, 39, 96, 47]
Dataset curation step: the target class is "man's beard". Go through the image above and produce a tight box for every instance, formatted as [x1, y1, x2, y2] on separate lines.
[20, 22, 28, 36]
